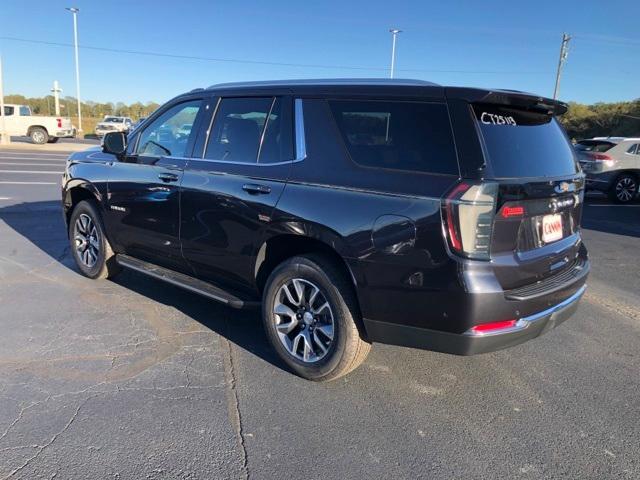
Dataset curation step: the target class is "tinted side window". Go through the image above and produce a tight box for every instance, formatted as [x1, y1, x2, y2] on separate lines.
[258, 97, 294, 164]
[136, 100, 201, 157]
[626, 144, 638, 155]
[328, 100, 459, 175]
[19, 106, 31, 116]
[205, 97, 272, 163]
[3, 106, 14, 116]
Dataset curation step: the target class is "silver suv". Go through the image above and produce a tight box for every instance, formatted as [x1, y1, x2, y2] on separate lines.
[578, 137, 640, 203]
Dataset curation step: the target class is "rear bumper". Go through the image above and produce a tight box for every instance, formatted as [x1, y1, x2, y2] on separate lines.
[364, 285, 586, 355]
[54, 129, 75, 138]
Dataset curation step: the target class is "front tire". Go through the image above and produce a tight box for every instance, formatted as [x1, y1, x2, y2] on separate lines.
[69, 200, 120, 279]
[609, 174, 638, 204]
[262, 254, 371, 381]
[29, 127, 48, 144]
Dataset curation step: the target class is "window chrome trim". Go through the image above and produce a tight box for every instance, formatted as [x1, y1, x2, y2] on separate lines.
[256, 97, 277, 163]
[202, 97, 222, 159]
[295, 98, 307, 161]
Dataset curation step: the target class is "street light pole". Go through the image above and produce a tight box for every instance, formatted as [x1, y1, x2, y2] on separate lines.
[66, 7, 82, 132]
[389, 28, 402, 79]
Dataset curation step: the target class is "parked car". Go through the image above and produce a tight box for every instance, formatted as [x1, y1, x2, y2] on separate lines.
[577, 137, 640, 203]
[1, 104, 74, 144]
[62, 79, 589, 381]
[95, 116, 133, 138]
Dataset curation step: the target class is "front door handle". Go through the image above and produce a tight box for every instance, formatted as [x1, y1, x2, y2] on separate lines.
[242, 183, 271, 195]
[158, 172, 179, 183]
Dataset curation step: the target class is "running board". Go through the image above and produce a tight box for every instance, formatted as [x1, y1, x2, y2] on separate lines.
[115, 254, 260, 309]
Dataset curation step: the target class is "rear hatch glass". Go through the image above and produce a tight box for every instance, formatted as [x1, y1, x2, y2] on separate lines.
[473, 104, 578, 178]
[472, 104, 584, 291]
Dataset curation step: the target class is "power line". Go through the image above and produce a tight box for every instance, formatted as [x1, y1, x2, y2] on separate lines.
[0, 35, 552, 76]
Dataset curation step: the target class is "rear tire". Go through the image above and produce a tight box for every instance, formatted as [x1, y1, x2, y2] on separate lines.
[69, 200, 121, 280]
[609, 174, 638, 204]
[29, 127, 48, 144]
[262, 254, 371, 381]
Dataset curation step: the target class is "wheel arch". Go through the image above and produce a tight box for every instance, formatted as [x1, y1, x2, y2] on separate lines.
[63, 181, 103, 228]
[27, 125, 49, 135]
[254, 231, 360, 298]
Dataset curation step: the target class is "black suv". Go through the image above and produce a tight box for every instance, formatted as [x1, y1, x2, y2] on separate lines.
[62, 79, 589, 381]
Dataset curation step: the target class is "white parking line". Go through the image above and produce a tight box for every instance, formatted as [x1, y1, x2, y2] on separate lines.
[0, 151, 69, 156]
[0, 162, 67, 167]
[0, 181, 57, 185]
[0, 197, 11, 200]
[0, 170, 63, 174]
[0, 156, 67, 161]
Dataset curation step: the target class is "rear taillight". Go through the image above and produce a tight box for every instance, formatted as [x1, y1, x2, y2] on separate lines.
[57, 118, 62, 128]
[588, 152, 615, 167]
[500, 205, 525, 219]
[442, 181, 498, 260]
[469, 319, 517, 334]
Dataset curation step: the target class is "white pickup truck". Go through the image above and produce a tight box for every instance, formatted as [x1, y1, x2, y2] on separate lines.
[95, 116, 133, 138]
[1, 104, 75, 144]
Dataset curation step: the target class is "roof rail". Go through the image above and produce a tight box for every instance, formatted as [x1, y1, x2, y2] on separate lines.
[206, 78, 440, 90]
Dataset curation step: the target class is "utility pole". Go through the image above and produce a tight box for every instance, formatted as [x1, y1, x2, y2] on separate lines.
[389, 28, 402, 79]
[51, 80, 62, 116]
[66, 7, 82, 131]
[553, 33, 571, 100]
[0, 55, 9, 145]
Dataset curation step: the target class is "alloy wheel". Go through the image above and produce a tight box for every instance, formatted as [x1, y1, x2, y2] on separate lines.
[32, 131, 45, 143]
[273, 278, 335, 363]
[74, 213, 100, 268]
[616, 177, 637, 203]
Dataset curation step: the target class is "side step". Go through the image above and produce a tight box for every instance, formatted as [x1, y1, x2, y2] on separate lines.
[115, 254, 260, 309]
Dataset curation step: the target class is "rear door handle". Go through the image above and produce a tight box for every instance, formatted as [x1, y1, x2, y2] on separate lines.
[242, 183, 271, 195]
[158, 172, 179, 183]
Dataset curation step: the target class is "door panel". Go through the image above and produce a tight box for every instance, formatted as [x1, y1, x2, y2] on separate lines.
[106, 156, 188, 271]
[105, 98, 204, 271]
[179, 95, 295, 293]
[180, 160, 290, 292]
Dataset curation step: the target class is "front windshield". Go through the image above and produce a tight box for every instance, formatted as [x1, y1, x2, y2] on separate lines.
[103, 117, 123, 123]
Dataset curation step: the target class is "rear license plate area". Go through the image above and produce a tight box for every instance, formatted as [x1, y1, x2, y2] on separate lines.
[541, 213, 563, 243]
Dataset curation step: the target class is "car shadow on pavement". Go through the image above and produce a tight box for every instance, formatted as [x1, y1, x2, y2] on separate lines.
[0, 200, 289, 374]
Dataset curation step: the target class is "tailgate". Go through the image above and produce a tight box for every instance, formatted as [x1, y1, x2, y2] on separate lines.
[469, 102, 585, 291]
[491, 177, 585, 290]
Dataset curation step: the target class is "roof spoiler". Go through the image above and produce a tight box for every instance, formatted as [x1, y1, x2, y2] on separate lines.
[445, 87, 568, 116]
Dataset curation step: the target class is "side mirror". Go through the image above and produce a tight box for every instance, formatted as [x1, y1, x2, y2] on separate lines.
[102, 131, 127, 156]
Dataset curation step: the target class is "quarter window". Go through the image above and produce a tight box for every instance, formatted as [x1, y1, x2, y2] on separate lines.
[328, 100, 459, 175]
[626, 144, 638, 155]
[204, 97, 293, 164]
[136, 100, 202, 157]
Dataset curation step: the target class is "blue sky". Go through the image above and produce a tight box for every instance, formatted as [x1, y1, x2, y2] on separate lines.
[1, 0, 638, 105]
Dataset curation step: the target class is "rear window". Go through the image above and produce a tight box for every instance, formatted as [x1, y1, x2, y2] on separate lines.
[474, 104, 578, 178]
[329, 100, 459, 175]
[574, 140, 615, 152]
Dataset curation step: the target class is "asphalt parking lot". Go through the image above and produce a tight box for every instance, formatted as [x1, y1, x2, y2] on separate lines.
[1, 148, 639, 479]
